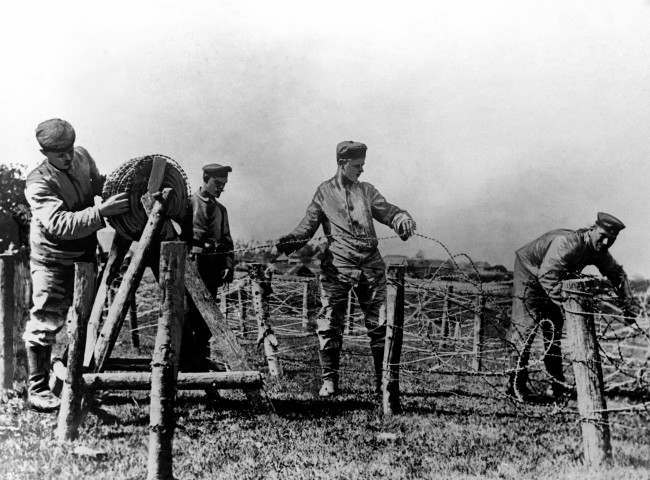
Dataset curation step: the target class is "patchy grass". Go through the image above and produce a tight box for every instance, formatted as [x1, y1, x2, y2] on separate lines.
[2, 270, 648, 479]
[1, 343, 649, 480]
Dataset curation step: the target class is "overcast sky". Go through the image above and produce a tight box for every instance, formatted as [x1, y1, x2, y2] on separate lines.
[1, 0, 648, 276]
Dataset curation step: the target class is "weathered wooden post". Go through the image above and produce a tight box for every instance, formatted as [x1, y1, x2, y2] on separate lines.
[237, 282, 247, 336]
[147, 241, 185, 480]
[472, 293, 486, 371]
[438, 285, 452, 346]
[0, 254, 15, 394]
[563, 278, 612, 467]
[56, 262, 95, 443]
[382, 263, 405, 415]
[129, 292, 140, 351]
[219, 288, 228, 319]
[301, 281, 310, 330]
[249, 263, 282, 377]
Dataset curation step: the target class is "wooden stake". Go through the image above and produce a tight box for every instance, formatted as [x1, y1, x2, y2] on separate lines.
[219, 288, 228, 318]
[84, 371, 261, 390]
[301, 281, 310, 330]
[129, 291, 140, 351]
[57, 262, 95, 442]
[147, 241, 185, 480]
[438, 285, 452, 347]
[93, 189, 172, 372]
[237, 283, 247, 336]
[84, 233, 131, 367]
[0, 254, 15, 393]
[563, 278, 612, 467]
[249, 263, 282, 377]
[472, 294, 485, 372]
[382, 264, 405, 416]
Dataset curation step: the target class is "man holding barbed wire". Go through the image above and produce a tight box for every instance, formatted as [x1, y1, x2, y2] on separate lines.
[507, 212, 639, 402]
[275, 141, 416, 397]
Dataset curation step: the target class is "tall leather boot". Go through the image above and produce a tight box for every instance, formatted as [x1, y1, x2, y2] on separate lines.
[26, 344, 60, 412]
[318, 348, 340, 397]
[371, 346, 384, 394]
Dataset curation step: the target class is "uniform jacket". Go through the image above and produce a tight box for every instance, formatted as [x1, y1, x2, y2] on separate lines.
[190, 188, 234, 271]
[515, 228, 630, 304]
[25, 146, 105, 266]
[288, 174, 409, 282]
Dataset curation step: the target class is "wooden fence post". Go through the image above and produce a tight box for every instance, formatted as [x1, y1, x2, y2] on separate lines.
[382, 264, 405, 415]
[472, 293, 485, 371]
[129, 292, 140, 351]
[438, 285, 452, 346]
[237, 282, 247, 336]
[219, 288, 228, 318]
[0, 254, 15, 393]
[301, 281, 310, 330]
[563, 278, 612, 467]
[147, 241, 185, 480]
[56, 262, 95, 442]
[249, 263, 282, 377]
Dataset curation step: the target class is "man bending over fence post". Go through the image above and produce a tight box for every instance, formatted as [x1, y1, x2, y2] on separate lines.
[275, 141, 416, 397]
[507, 212, 640, 402]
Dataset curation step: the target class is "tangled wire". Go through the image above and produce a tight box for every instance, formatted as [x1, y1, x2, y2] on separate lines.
[102, 155, 190, 241]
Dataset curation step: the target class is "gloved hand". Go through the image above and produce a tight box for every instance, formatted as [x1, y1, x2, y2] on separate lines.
[393, 212, 416, 241]
[622, 298, 642, 323]
[276, 234, 297, 255]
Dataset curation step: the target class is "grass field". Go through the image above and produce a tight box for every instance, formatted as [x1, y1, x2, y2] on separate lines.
[1, 272, 649, 480]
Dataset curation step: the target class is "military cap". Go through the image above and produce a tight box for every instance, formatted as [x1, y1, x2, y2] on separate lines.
[202, 163, 232, 177]
[35, 118, 76, 152]
[595, 212, 625, 235]
[336, 141, 367, 160]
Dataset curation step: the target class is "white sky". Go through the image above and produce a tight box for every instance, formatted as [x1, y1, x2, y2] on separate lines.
[1, 0, 648, 276]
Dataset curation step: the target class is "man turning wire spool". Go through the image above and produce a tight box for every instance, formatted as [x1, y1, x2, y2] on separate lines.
[275, 141, 416, 397]
[507, 212, 640, 402]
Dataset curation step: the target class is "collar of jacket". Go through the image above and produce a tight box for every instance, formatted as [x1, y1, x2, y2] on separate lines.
[197, 187, 217, 202]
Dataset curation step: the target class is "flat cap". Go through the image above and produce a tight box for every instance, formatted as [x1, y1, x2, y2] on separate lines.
[595, 212, 625, 235]
[35, 118, 76, 152]
[202, 163, 232, 176]
[336, 141, 367, 160]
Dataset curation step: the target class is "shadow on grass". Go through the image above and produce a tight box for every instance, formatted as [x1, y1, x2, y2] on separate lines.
[269, 397, 376, 418]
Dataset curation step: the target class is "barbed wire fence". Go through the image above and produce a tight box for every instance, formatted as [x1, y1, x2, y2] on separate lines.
[99, 232, 650, 462]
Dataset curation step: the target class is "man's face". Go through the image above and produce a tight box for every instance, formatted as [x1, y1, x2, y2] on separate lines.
[340, 158, 365, 182]
[205, 175, 228, 197]
[589, 226, 617, 252]
[42, 147, 74, 171]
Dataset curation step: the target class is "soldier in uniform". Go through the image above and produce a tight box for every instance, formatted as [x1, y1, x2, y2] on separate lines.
[507, 213, 638, 401]
[276, 141, 416, 397]
[24, 119, 129, 411]
[181, 164, 234, 370]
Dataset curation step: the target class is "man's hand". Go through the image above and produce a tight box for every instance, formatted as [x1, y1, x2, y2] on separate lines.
[394, 213, 416, 241]
[99, 192, 130, 217]
[276, 234, 296, 255]
[623, 298, 643, 322]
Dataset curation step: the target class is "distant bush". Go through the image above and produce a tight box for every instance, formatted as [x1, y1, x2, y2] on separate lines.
[0, 164, 29, 251]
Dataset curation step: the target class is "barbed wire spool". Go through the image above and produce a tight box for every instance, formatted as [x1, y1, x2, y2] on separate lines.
[102, 155, 190, 241]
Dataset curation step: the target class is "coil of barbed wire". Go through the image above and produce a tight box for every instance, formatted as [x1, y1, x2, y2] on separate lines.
[102, 154, 190, 241]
